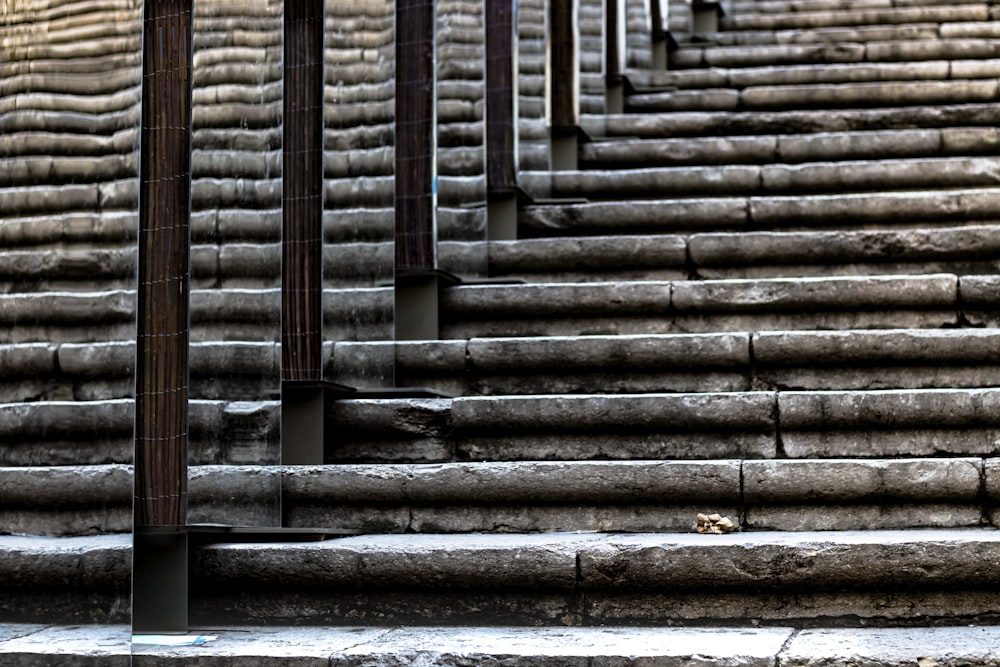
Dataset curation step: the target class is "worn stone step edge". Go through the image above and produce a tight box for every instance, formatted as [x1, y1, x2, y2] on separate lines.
[0, 272, 970, 326]
[719, 4, 991, 32]
[7, 388, 998, 465]
[9, 529, 1000, 595]
[19, 223, 1000, 289]
[520, 188, 1000, 232]
[698, 20, 1000, 48]
[3, 457, 992, 536]
[583, 127, 1000, 167]
[598, 102, 1000, 139]
[15, 325, 1000, 403]
[626, 79, 1000, 113]
[629, 59, 1000, 91]
[525, 157, 1000, 200]
[27, 327, 1000, 383]
[14, 624, 1000, 666]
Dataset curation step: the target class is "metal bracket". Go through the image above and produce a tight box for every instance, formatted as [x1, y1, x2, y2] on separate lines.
[133, 526, 188, 634]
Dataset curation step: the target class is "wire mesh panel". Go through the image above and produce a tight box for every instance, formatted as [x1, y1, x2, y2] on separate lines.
[437, 0, 489, 269]
[186, 0, 284, 527]
[324, 0, 396, 388]
[136, 0, 192, 531]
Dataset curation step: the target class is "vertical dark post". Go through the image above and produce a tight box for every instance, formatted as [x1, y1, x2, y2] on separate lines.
[395, 0, 437, 275]
[548, 0, 580, 171]
[649, 0, 669, 70]
[395, 0, 444, 340]
[133, 0, 193, 634]
[605, 0, 625, 114]
[282, 0, 325, 384]
[485, 0, 519, 241]
[281, 0, 327, 467]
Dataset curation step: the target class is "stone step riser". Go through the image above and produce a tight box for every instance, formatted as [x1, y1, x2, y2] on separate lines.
[4, 273, 990, 343]
[185, 530, 1000, 626]
[4, 457, 988, 536]
[8, 387, 1000, 465]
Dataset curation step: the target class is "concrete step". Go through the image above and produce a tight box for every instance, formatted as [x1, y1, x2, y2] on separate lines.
[12, 624, 1000, 667]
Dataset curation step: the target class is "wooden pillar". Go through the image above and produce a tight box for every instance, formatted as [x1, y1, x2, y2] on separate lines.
[282, 0, 325, 383]
[605, 0, 626, 114]
[548, 0, 580, 171]
[133, 0, 193, 634]
[485, 0, 519, 241]
[395, 0, 444, 340]
[280, 0, 328, 466]
[649, 0, 670, 69]
[395, 0, 437, 275]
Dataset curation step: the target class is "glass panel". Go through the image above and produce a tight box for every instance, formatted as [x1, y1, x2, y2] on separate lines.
[438, 0, 488, 279]
[324, 0, 396, 390]
[0, 0, 137, 645]
[187, 0, 283, 527]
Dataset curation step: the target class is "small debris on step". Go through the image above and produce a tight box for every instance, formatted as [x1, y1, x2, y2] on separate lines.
[695, 513, 737, 534]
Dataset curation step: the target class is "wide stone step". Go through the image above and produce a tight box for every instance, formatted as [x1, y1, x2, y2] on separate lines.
[0, 534, 128, 624]
[628, 59, 1000, 91]
[12, 387, 1000, 465]
[600, 103, 1000, 139]
[675, 38, 1000, 69]
[129, 625, 1000, 666]
[9, 323, 1000, 404]
[528, 157, 1000, 200]
[440, 273, 959, 337]
[7, 455, 982, 535]
[0, 273, 974, 342]
[721, 4, 990, 32]
[521, 188, 1000, 234]
[185, 529, 1000, 625]
[0, 455, 989, 535]
[13, 624, 1000, 666]
[584, 127, 1000, 167]
[706, 21, 963, 47]
[627, 79, 1000, 112]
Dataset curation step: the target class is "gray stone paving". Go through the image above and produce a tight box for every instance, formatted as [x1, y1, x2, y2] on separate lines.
[6, 624, 1000, 666]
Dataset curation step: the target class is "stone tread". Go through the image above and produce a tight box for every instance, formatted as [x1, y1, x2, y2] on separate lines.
[5, 623, 1000, 666]
[12, 386, 1000, 464]
[2, 457, 989, 534]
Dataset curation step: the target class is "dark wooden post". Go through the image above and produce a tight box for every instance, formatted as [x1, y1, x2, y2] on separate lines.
[485, 0, 519, 241]
[548, 0, 580, 171]
[395, 0, 447, 340]
[649, 0, 670, 69]
[133, 0, 193, 634]
[282, 0, 325, 385]
[605, 0, 626, 114]
[280, 0, 329, 466]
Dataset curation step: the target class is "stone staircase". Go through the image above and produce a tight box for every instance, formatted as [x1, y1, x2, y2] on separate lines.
[7, 0, 1000, 663]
